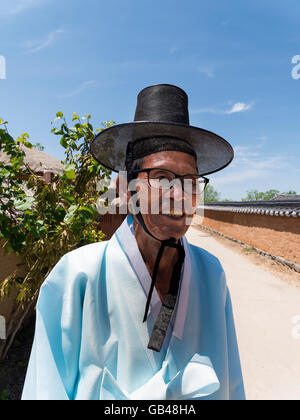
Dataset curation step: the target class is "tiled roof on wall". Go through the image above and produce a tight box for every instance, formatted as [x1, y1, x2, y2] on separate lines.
[270, 194, 300, 201]
[199, 199, 300, 218]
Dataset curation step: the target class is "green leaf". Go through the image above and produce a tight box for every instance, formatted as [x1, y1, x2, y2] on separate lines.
[63, 163, 76, 180]
[24, 141, 33, 149]
[64, 204, 78, 224]
[14, 197, 35, 211]
[60, 135, 68, 148]
[79, 205, 95, 215]
[68, 204, 78, 213]
[78, 208, 94, 223]
[0, 168, 11, 178]
[56, 111, 63, 118]
[0, 389, 10, 400]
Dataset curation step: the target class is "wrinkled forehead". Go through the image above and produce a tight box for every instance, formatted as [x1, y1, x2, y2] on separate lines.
[140, 150, 198, 173]
[125, 136, 197, 171]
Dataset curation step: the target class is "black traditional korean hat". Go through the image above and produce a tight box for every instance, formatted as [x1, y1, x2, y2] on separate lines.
[90, 84, 234, 175]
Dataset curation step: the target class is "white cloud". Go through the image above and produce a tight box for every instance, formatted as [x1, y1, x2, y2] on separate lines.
[1, 0, 46, 16]
[197, 65, 215, 78]
[213, 144, 291, 187]
[58, 80, 96, 99]
[207, 142, 298, 200]
[224, 102, 254, 114]
[190, 101, 254, 115]
[22, 28, 65, 54]
[190, 107, 218, 114]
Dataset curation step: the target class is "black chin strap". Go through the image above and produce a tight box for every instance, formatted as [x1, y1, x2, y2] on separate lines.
[134, 210, 185, 352]
[142, 236, 176, 323]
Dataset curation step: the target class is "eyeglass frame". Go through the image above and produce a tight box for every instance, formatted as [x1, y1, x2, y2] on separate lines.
[131, 168, 210, 194]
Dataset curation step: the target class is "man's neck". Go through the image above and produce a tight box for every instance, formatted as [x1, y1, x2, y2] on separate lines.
[133, 218, 180, 301]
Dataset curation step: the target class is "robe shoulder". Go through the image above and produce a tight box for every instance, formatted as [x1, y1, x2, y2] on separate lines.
[40, 241, 109, 298]
[188, 243, 224, 272]
[61, 240, 108, 271]
[187, 242, 227, 298]
[23, 240, 109, 400]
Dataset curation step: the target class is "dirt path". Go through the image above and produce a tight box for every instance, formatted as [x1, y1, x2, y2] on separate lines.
[186, 225, 300, 401]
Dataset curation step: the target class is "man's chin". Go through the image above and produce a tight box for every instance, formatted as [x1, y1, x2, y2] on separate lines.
[144, 213, 193, 240]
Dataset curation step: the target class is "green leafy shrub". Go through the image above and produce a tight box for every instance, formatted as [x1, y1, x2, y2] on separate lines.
[0, 113, 113, 359]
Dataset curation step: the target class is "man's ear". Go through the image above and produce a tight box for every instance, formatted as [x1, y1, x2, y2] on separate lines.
[116, 173, 131, 205]
[116, 174, 120, 195]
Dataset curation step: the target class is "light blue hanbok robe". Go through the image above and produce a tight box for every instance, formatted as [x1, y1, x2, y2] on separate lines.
[22, 215, 245, 400]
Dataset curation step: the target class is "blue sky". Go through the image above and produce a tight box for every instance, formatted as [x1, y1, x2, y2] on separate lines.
[0, 0, 299, 200]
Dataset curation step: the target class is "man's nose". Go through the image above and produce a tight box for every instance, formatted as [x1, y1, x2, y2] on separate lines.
[168, 179, 198, 214]
[168, 179, 184, 201]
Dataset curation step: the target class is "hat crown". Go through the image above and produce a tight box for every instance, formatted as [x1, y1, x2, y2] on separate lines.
[134, 84, 190, 125]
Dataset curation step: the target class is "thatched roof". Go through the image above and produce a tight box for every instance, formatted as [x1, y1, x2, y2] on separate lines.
[0, 144, 63, 174]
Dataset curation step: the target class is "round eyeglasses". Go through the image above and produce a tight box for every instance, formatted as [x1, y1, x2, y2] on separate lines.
[131, 168, 209, 195]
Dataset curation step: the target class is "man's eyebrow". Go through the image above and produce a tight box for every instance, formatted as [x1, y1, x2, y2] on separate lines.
[150, 167, 199, 175]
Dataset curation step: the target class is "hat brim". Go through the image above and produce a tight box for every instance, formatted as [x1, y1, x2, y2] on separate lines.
[90, 121, 234, 176]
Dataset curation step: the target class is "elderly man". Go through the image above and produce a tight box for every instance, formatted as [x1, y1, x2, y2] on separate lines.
[22, 84, 245, 400]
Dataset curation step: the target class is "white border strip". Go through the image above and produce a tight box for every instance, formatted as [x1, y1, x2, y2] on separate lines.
[0, 315, 6, 340]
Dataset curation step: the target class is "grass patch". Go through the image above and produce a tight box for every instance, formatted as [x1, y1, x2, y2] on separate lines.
[242, 246, 256, 254]
[0, 389, 10, 400]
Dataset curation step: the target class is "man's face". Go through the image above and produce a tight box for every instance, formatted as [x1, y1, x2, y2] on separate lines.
[132, 150, 200, 240]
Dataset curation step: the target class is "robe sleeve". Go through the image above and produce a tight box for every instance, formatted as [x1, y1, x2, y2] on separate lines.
[22, 253, 87, 400]
[225, 286, 246, 400]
